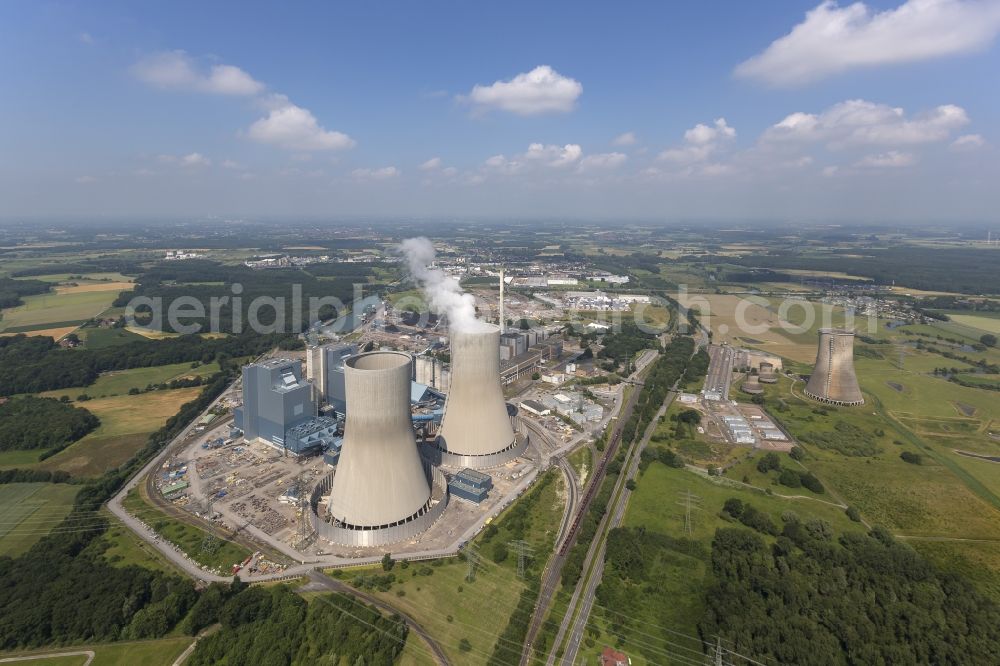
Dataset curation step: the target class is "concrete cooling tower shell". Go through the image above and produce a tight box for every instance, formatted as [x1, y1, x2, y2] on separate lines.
[321, 351, 447, 547]
[758, 362, 777, 384]
[434, 325, 527, 469]
[804, 329, 864, 406]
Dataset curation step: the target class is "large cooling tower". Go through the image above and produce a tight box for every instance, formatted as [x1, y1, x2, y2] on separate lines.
[435, 324, 526, 468]
[804, 328, 864, 406]
[327, 351, 432, 530]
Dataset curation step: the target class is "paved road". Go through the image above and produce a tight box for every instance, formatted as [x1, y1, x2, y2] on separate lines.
[303, 570, 450, 666]
[0, 652, 94, 665]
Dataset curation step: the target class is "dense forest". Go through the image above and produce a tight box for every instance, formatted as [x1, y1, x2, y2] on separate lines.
[119, 259, 381, 333]
[0, 331, 293, 395]
[10, 258, 142, 278]
[700, 515, 1000, 664]
[718, 246, 1000, 295]
[0, 276, 51, 309]
[0, 396, 99, 452]
[187, 585, 408, 666]
[596, 321, 661, 369]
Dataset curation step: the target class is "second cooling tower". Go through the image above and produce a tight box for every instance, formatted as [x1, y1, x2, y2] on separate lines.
[804, 328, 864, 406]
[321, 351, 447, 547]
[434, 324, 527, 469]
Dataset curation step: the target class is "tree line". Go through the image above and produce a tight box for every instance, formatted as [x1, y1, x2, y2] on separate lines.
[0, 331, 292, 395]
[0, 396, 99, 453]
[699, 508, 1000, 664]
[0, 276, 51, 309]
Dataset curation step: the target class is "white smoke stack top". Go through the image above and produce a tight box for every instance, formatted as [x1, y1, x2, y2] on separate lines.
[399, 237, 490, 333]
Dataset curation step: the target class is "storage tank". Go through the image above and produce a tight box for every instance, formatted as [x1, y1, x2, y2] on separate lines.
[742, 375, 763, 395]
[434, 324, 527, 468]
[804, 329, 864, 406]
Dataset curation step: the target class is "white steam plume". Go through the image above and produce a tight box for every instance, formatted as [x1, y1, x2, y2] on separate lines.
[398, 237, 491, 333]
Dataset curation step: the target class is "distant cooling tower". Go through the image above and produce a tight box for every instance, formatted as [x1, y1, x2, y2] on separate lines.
[433, 324, 528, 469]
[758, 361, 777, 384]
[320, 351, 447, 547]
[804, 329, 864, 406]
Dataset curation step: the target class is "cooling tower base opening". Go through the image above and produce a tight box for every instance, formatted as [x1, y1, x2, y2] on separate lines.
[310, 466, 449, 548]
[423, 432, 529, 470]
[803, 390, 865, 407]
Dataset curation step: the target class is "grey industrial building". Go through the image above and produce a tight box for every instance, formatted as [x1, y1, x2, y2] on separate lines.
[234, 358, 316, 450]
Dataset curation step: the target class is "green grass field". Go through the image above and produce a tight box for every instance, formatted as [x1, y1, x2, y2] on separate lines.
[0, 636, 194, 666]
[39, 362, 219, 401]
[11, 272, 134, 284]
[122, 485, 250, 574]
[95, 512, 186, 576]
[0, 483, 80, 556]
[0, 387, 204, 477]
[947, 313, 1000, 335]
[0, 290, 123, 333]
[76, 326, 148, 349]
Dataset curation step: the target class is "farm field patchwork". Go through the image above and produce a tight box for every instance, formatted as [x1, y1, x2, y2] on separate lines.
[0, 387, 205, 477]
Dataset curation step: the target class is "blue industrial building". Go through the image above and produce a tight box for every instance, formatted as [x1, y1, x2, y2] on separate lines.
[234, 358, 316, 450]
[448, 468, 493, 504]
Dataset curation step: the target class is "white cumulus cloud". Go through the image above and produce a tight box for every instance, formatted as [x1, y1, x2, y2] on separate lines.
[352, 166, 400, 180]
[612, 132, 637, 146]
[951, 133, 987, 151]
[419, 157, 443, 171]
[158, 152, 211, 167]
[464, 65, 582, 115]
[131, 51, 264, 95]
[855, 150, 916, 167]
[763, 100, 969, 147]
[736, 0, 1000, 86]
[578, 152, 628, 171]
[659, 118, 736, 163]
[247, 98, 355, 151]
[525, 143, 583, 167]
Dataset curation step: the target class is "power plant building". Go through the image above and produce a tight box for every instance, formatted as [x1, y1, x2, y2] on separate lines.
[313, 351, 447, 547]
[308, 343, 358, 413]
[432, 324, 528, 469]
[804, 328, 864, 406]
[235, 359, 316, 449]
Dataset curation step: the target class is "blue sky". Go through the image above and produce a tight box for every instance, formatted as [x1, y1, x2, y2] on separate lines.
[1, 0, 999, 222]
